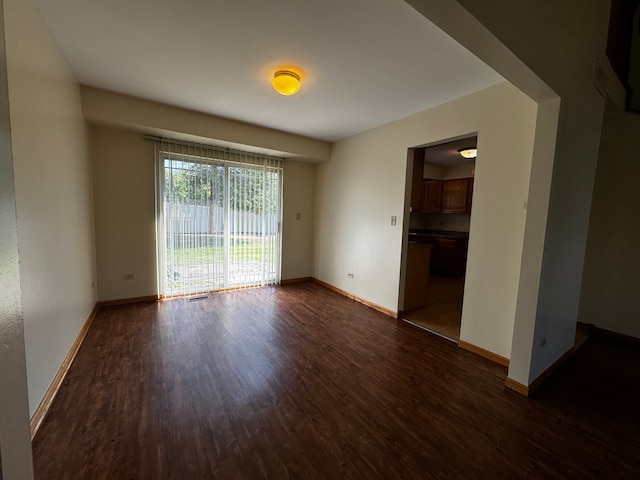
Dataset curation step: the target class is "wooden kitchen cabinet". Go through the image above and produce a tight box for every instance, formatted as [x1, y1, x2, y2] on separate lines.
[422, 179, 442, 212]
[430, 238, 455, 273]
[442, 178, 470, 213]
[410, 149, 425, 212]
[403, 245, 431, 311]
[417, 234, 469, 276]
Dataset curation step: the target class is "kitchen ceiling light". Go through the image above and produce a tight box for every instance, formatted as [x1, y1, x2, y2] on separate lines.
[272, 70, 300, 96]
[458, 147, 477, 159]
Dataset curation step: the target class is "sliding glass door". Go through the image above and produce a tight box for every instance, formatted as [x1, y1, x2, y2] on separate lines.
[158, 147, 282, 297]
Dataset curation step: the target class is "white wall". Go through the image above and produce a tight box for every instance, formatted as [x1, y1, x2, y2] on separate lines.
[423, 163, 443, 179]
[406, 0, 610, 385]
[5, 0, 97, 416]
[314, 82, 537, 359]
[455, 0, 610, 384]
[92, 125, 317, 301]
[0, 0, 34, 475]
[92, 126, 156, 301]
[422, 162, 473, 180]
[579, 108, 640, 339]
[82, 86, 332, 163]
[282, 161, 315, 280]
[443, 163, 474, 179]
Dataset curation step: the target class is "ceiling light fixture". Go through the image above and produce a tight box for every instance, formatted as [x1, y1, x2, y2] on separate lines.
[272, 70, 301, 96]
[458, 147, 477, 159]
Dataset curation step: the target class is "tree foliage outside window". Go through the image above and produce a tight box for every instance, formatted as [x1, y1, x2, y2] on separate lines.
[164, 159, 278, 214]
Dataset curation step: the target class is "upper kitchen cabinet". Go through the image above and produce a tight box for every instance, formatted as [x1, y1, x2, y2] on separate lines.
[422, 179, 442, 212]
[410, 148, 425, 212]
[441, 179, 471, 213]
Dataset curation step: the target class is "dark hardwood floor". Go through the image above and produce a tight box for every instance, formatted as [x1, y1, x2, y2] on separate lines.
[32, 282, 640, 479]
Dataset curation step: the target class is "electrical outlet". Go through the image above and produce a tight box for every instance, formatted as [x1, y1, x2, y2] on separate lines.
[123, 273, 136, 280]
[347, 273, 354, 279]
[296, 212, 301, 220]
[391, 216, 397, 226]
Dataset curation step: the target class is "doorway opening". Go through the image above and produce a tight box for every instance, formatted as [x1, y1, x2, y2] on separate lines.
[401, 135, 477, 342]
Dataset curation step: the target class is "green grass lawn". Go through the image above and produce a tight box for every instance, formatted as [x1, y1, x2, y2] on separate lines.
[166, 235, 276, 265]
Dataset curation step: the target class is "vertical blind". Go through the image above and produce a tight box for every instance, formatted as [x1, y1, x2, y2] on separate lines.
[153, 138, 283, 297]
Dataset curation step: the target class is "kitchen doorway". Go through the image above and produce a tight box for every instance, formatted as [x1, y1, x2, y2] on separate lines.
[401, 136, 477, 342]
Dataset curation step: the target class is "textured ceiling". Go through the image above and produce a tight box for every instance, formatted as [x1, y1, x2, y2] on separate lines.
[35, 0, 503, 142]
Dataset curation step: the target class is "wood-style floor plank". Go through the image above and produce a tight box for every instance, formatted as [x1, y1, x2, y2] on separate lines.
[32, 282, 640, 479]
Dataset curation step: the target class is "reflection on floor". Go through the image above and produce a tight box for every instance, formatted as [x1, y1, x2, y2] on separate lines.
[402, 274, 464, 343]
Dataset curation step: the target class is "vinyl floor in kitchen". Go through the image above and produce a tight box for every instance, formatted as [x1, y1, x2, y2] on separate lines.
[402, 274, 464, 342]
[404, 275, 593, 349]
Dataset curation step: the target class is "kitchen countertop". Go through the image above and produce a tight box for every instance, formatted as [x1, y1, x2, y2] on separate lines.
[407, 241, 433, 248]
[409, 229, 469, 239]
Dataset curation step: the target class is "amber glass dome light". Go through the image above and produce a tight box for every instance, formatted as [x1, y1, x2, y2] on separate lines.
[272, 70, 301, 95]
